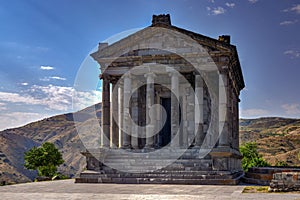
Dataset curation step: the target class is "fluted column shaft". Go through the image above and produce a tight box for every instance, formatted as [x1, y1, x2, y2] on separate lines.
[101, 74, 110, 147]
[218, 73, 229, 147]
[170, 72, 180, 147]
[118, 85, 123, 148]
[145, 73, 155, 148]
[195, 74, 204, 147]
[111, 82, 119, 148]
[122, 74, 131, 148]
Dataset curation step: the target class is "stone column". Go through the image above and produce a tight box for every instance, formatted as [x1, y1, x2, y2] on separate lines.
[118, 85, 123, 148]
[131, 82, 139, 149]
[218, 72, 229, 147]
[111, 82, 119, 148]
[194, 74, 204, 147]
[101, 74, 110, 147]
[233, 92, 239, 150]
[154, 89, 160, 148]
[170, 72, 180, 147]
[122, 74, 132, 148]
[182, 93, 188, 148]
[145, 73, 155, 148]
[236, 96, 240, 149]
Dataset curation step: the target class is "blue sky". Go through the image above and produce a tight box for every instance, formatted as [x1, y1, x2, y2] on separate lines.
[0, 0, 299, 130]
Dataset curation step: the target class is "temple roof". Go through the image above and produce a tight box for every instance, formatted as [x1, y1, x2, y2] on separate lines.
[91, 14, 245, 93]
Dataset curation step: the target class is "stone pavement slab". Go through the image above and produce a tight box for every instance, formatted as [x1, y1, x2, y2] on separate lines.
[0, 179, 300, 200]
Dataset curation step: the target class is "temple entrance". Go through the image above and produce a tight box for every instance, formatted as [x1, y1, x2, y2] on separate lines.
[159, 97, 171, 147]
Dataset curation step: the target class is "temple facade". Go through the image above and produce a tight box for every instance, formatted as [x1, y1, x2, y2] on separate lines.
[76, 14, 245, 185]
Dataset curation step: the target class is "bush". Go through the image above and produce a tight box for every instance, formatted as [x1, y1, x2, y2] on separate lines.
[24, 142, 64, 178]
[240, 142, 270, 172]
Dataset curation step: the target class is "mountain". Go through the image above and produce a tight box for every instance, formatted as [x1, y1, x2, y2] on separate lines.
[240, 117, 300, 166]
[0, 107, 299, 185]
[0, 103, 101, 185]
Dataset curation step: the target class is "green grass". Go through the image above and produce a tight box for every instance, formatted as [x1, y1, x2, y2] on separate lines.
[243, 186, 269, 193]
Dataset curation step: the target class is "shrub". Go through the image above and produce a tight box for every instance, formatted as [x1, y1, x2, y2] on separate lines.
[240, 142, 270, 172]
[24, 142, 64, 178]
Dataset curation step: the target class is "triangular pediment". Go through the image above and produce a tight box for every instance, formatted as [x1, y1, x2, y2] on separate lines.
[91, 25, 234, 61]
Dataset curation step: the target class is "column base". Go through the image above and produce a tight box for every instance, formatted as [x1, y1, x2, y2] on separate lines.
[121, 144, 132, 149]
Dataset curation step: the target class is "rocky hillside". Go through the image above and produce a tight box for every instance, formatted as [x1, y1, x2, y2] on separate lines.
[0, 103, 101, 185]
[240, 117, 300, 166]
[0, 107, 299, 185]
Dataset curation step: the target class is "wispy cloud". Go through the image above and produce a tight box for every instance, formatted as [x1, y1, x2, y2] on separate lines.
[282, 104, 300, 115]
[20, 82, 29, 86]
[50, 76, 66, 81]
[248, 0, 258, 4]
[225, 2, 235, 8]
[207, 6, 226, 15]
[40, 76, 66, 81]
[283, 4, 300, 14]
[284, 50, 300, 58]
[40, 65, 54, 70]
[0, 102, 7, 111]
[0, 112, 50, 131]
[0, 83, 102, 130]
[280, 20, 298, 26]
[240, 108, 269, 118]
[0, 84, 101, 112]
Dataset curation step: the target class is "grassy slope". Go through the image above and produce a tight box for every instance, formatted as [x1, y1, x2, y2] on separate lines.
[240, 117, 300, 166]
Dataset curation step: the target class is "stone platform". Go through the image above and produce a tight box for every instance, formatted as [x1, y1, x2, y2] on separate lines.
[75, 148, 243, 185]
[1, 179, 300, 200]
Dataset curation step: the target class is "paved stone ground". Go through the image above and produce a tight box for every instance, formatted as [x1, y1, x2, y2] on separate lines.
[0, 179, 300, 200]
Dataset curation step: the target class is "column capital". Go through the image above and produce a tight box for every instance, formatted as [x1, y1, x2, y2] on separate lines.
[168, 70, 179, 77]
[99, 73, 110, 80]
[123, 72, 132, 79]
[144, 72, 156, 79]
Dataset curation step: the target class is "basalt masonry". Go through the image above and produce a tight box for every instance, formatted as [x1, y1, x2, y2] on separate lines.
[76, 14, 245, 185]
[269, 172, 300, 192]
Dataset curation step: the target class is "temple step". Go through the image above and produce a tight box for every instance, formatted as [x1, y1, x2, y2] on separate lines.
[76, 170, 243, 185]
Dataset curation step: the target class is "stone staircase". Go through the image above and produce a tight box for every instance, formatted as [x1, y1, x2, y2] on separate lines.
[75, 148, 243, 185]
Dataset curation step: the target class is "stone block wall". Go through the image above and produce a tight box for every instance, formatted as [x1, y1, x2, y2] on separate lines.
[269, 172, 300, 192]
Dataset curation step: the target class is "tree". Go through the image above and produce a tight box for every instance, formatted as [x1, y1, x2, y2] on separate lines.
[240, 142, 270, 172]
[24, 142, 64, 178]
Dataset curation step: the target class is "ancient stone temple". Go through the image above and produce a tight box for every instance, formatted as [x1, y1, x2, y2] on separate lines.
[76, 14, 245, 185]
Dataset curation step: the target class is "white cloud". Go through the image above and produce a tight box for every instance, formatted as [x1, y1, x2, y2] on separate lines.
[280, 20, 298, 26]
[225, 3, 235, 8]
[40, 77, 51, 81]
[0, 112, 50, 131]
[282, 104, 300, 115]
[20, 82, 29, 86]
[284, 50, 300, 58]
[50, 76, 66, 81]
[40, 76, 67, 81]
[208, 6, 226, 15]
[284, 4, 300, 14]
[0, 84, 102, 130]
[40, 65, 54, 70]
[0, 85, 101, 112]
[0, 102, 7, 111]
[0, 91, 42, 105]
[240, 108, 269, 118]
[248, 0, 258, 4]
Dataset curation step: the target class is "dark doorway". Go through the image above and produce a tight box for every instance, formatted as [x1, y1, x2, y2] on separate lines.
[159, 98, 171, 147]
